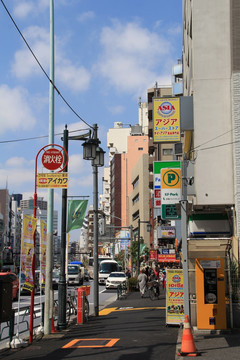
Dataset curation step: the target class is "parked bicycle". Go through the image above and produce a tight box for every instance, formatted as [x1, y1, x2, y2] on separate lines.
[148, 280, 160, 300]
[66, 289, 89, 324]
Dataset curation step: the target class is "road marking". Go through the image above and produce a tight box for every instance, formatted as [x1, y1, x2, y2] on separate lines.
[99, 306, 165, 315]
[99, 307, 118, 315]
[62, 338, 119, 348]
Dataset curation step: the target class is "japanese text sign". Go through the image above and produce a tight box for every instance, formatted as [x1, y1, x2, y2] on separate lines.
[153, 97, 180, 142]
[42, 148, 63, 171]
[37, 173, 68, 188]
[166, 269, 184, 325]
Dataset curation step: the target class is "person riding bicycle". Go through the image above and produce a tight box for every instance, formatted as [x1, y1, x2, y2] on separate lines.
[149, 269, 160, 297]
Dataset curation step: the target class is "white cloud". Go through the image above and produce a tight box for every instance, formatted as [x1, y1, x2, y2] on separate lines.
[108, 105, 125, 115]
[56, 60, 91, 92]
[96, 20, 174, 95]
[0, 166, 33, 189]
[11, 25, 91, 92]
[77, 11, 95, 23]
[0, 85, 37, 134]
[167, 24, 182, 36]
[11, 26, 50, 79]
[68, 154, 85, 174]
[6, 157, 33, 168]
[13, 0, 49, 19]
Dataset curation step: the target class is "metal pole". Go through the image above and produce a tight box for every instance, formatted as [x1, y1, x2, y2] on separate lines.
[29, 169, 38, 343]
[44, 0, 55, 335]
[92, 124, 99, 316]
[137, 218, 140, 276]
[181, 154, 190, 317]
[130, 225, 133, 275]
[58, 125, 68, 329]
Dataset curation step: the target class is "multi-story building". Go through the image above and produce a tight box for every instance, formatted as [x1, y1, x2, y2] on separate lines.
[129, 154, 150, 247]
[147, 85, 174, 250]
[182, 0, 240, 328]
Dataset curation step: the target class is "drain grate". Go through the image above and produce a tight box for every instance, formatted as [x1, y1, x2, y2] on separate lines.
[62, 338, 120, 348]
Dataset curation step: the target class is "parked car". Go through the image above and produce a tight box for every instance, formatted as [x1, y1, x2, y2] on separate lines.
[105, 272, 128, 289]
[0, 271, 19, 301]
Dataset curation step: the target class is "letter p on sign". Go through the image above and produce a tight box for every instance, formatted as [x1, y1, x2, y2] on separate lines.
[161, 168, 181, 189]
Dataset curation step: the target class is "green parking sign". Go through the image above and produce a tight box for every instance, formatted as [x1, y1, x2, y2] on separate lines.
[162, 204, 181, 220]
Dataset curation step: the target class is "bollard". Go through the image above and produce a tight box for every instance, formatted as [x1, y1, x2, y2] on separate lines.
[9, 309, 15, 343]
[77, 288, 86, 324]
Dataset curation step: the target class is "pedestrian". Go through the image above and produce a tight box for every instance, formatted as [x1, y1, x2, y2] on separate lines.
[125, 269, 131, 279]
[161, 270, 166, 290]
[137, 269, 148, 298]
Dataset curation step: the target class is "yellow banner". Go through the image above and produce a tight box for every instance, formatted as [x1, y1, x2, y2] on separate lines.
[153, 98, 180, 142]
[37, 173, 68, 188]
[21, 215, 37, 291]
[40, 220, 47, 285]
[166, 269, 184, 325]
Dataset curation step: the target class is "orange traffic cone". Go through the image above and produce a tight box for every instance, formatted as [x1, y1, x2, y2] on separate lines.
[178, 315, 199, 357]
[51, 317, 58, 333]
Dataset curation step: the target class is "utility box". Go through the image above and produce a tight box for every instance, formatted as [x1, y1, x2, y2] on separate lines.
[0, 274, 13, 322]
[195, 258, 226, 330]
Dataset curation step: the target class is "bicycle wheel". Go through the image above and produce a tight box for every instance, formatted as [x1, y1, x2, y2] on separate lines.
[149, 287, 156, 300]
[66, 301, 71, 325]
[84, 298, 89, 322]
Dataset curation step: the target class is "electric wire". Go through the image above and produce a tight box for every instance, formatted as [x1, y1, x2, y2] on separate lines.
[0, 0, 92, 129]
[0, 129, 90, 144]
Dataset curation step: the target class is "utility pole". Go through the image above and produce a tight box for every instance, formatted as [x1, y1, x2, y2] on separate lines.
[58, 125, 68, 330]
[181, 154, 190, 317]
[44, 0, 55, 335]
[92, 124, 99, 317]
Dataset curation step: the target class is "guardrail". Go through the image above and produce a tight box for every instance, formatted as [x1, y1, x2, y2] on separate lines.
[0, 291, 78, 347]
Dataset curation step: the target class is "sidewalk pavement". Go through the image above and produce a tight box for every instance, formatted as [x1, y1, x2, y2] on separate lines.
[1, 290, 240, 360]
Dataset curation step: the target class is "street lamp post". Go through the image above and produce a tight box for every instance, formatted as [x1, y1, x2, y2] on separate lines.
[83, 124, 105, 317]
[58, 124, 104, 327]
[137, 219, 152, 276]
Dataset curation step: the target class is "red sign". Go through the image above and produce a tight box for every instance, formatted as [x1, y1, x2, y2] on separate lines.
[150, 250, 157, 260]
[158, 254, 179, 263]
[42, 148, 63, 171]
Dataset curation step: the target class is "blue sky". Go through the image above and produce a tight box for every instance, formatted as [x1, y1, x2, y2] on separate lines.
[0, 0, 182, 240]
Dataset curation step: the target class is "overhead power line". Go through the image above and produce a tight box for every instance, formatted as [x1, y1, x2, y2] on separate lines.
[0, 0, 92, 129]
[0, 129, 90, 144]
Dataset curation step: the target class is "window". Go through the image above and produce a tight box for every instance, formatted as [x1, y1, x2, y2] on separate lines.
[138, 147, 143, 151]
[132, 194, 139, 205]
[132, 211, 139, 221]
[162, 148, 173, 156]
[132, 176, 139, 189]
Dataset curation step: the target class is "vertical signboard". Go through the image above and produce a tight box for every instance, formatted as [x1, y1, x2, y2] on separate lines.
[166, 269, 184, 325]
[161, 168, 181, 205]
[153, 161, 181, 209]
[153, 97, 180, 143]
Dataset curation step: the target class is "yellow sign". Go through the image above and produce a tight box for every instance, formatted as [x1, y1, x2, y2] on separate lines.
[37, 173, 68, 188]
[21, 215, 38, 292]
[153, 97, 180, 142]
[161, 168, 181, 189]
[166, 269, 184, 325]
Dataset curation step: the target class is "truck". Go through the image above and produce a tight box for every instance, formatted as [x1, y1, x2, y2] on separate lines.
[67, 263, 84, 286]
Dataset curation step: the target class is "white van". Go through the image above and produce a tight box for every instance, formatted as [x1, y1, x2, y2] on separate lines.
[67, 264, 84, 286]
[98, 260, 119, 285]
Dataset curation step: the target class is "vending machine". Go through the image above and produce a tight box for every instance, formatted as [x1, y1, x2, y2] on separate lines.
[195, 258, 226, 330]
